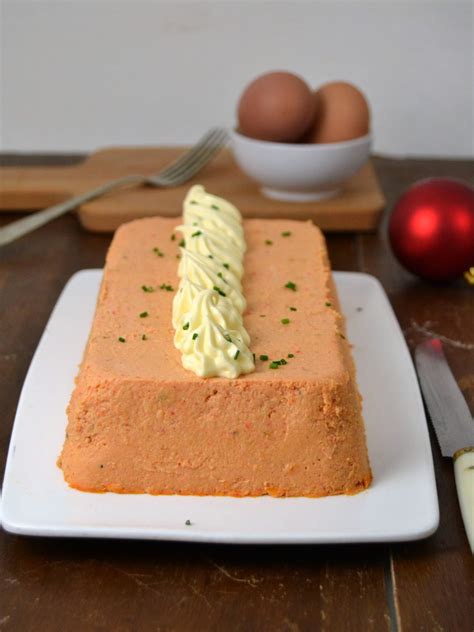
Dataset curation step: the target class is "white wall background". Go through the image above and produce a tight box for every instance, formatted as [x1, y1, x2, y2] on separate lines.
[1, 0, 473, 157]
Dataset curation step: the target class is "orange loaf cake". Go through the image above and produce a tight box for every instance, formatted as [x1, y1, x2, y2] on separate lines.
[59, 216, 371, 497]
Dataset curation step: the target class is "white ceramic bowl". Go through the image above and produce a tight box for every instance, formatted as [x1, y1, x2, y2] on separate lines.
[230, 130, 372, 202]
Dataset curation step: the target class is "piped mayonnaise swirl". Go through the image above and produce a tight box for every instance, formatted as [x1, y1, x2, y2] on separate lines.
[172, 185, 254, 378]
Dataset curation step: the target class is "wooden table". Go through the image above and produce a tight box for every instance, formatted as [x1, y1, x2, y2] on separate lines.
[0, 155, 472, 632]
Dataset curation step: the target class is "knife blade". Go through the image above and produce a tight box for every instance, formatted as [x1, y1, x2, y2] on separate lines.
[415, 338, 474, 456]
[415, 338, 474, 553]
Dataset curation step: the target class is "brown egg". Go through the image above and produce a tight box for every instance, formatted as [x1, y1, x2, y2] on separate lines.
[307, 81, 370, 143]
[237, 71, 316, 143]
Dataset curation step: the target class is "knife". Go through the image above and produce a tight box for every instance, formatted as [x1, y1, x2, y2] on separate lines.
[415, 339, 474, 552]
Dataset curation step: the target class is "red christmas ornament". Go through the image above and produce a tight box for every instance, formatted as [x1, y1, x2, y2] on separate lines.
[389, 178, 474, 281]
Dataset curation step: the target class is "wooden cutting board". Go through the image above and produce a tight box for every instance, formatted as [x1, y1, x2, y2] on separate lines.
[0, 147, 385, 232]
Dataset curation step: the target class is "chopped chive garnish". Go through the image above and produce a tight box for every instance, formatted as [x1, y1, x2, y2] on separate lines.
[190, 200, 198, 205]
[192, 333, 198, 340]
[234, 349, 240, 360]
[223, 334, 232, 343]
[285, 281, 297, 291]
[179, 239, 186, 248]
[269, 361, 279, 369]
[191, 230, 202, 238]
[211, 204, 219, 210]
[281, 231, 291, 237]
[281, 318, 290, 325]
[192, 222, 198, 226]
[139, 311, 149, 318]
[279, 358, 288, 365]
[259, 354, 269, 361]
[159, 283, 174, 291]
[153, 247, 164, 257]
[141, 285, 155, 293]
[289, 306, 297, 311]
[288, 353, 294, 358]
[208, 255, 214, 259]
[265, 239, 273, 245]
[171, 234, 176, 241]
[142, 334, 147, 340]
[183, 322, 190, 331]
[118, 337, 126, 343]
[325, 301, 332, 307]
[213, 285, 226, 297]
[223, 263, 229, 269]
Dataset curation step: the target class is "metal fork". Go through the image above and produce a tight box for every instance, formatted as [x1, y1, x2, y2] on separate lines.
[0, 127, 229, 247]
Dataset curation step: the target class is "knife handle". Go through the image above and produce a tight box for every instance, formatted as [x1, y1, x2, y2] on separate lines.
[454, 447, 474, 554]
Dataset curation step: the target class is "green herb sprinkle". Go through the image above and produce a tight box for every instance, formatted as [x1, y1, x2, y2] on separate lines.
[213, 285, 226, 297]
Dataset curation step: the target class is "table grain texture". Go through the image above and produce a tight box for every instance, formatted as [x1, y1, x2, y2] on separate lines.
[0, 154, 473, 632]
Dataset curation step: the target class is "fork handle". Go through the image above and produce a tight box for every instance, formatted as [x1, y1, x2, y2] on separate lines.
[0, 173, 146, 247]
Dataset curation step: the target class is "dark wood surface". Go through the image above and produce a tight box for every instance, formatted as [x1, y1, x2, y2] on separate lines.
[0, 155, 473, 632]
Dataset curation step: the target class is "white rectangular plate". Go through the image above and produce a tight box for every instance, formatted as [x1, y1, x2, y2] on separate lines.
[1, 270, 439, 543]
